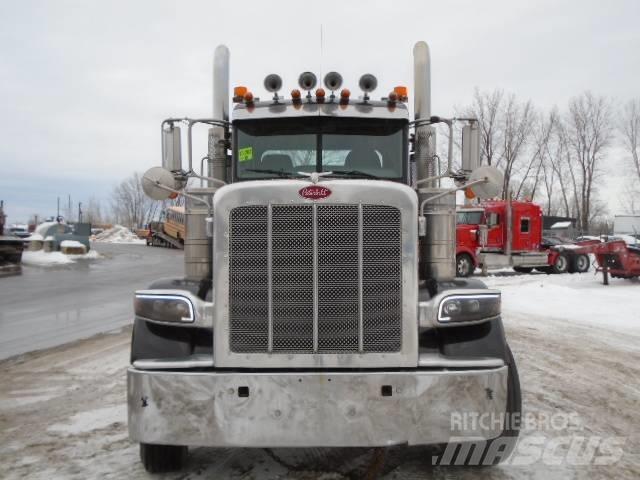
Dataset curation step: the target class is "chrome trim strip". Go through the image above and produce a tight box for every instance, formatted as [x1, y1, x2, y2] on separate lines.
[312, 203, 319, 353]
[357, 203, 364, 352]
[267, 203, 273, 353]
[132, 355, 214, 370]
[418, 352, 505, 368]
[231, 100, 410, 121]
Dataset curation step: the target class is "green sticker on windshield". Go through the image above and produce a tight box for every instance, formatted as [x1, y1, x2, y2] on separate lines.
[238, 147, 253, 162]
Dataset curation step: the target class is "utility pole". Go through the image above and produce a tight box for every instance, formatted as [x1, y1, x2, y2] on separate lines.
[78, 202, 83, 223]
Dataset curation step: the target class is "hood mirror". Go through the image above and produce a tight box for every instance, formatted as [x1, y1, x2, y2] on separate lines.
[468, 166, 503, 199]
[142, 166, 180, 200]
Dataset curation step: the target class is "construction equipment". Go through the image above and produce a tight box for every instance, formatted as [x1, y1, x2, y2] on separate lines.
[570, 238, 640, 284]
[127, 42, 522, 473]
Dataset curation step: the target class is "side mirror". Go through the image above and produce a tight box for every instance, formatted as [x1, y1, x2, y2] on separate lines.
[142, 166, 180, 201]
[478, 224, 488, 247]
[468, 165, 503, 199]
[162, 126, 182, 172]
[461, 123, 480, 173]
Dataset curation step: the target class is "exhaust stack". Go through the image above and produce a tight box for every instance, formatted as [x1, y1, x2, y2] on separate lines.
[210, 45, 230, 182]
[184, 45, 230, 282]
[413, 41, 456, 283]
[413, 41, 431, 122]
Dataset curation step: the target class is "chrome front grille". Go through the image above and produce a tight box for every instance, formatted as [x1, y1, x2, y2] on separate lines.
[229, 204, 402, 354]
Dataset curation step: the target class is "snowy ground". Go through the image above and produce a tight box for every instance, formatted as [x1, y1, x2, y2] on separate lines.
[0, 270, 638, 479]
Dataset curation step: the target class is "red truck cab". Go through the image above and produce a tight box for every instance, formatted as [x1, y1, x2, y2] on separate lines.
[455, 200, 585, 276]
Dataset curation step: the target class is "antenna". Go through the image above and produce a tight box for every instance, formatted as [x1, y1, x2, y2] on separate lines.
[319, 24, 323, 79]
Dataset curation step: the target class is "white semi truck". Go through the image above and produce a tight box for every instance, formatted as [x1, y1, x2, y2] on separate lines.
[128, 42, 521, 472]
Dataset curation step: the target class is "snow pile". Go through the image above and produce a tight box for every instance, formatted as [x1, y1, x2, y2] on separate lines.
[21, 250, 75, 266]
[93, 225, 145, 244]
[25, 233, 44, 241]
[34, 222, 62, 236]
[484, 271, 640, 333]
[21, 249, 102, 267]
[60, 240, 85, 249]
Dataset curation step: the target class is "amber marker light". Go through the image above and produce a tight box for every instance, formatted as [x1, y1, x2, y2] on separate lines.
[233, 86, 248, 102]
[394, 86, 408, 102]
[465, 187, 476, 199]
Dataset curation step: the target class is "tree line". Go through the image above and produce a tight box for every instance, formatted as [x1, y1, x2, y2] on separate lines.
[457, 89, 640, 233]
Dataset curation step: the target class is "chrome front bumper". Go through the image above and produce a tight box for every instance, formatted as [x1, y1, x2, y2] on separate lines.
[128, 366, 508, 447]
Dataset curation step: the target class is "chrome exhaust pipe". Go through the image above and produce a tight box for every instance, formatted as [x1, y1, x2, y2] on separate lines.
[185, 45, 229, 282]
[414, 41, 455, 283]
[413, 41, 431, 122]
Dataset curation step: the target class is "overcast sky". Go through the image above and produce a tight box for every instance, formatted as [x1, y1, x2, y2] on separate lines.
[1, 0, 639, 223]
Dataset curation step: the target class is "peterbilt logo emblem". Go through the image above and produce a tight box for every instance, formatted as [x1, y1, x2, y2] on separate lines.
[299, 186, 331, 200]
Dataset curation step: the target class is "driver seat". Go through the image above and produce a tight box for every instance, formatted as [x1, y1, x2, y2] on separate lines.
[344, 147, 381, 170]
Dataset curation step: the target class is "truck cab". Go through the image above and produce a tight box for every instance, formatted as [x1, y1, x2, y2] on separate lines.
[456, 200, 588, 276]
[128, 43, 521, 472]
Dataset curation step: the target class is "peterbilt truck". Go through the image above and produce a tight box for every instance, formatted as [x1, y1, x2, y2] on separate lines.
[129, 42, 521, 473]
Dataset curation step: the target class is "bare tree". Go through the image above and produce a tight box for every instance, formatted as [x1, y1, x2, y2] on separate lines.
[83, 197, 103, 225]
[110, 172, 155, 229]
[463, 88, 505, 167]
[562, 92, 614, 231]
[620, 99, 640, 212]
[514, 109, 558, 200]
[495, 94, 534, 198]
[619, 179, 640, 215]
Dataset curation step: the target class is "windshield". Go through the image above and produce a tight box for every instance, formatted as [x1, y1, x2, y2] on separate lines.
[234, 117, 407, 181]
[457, 211, 484, 225]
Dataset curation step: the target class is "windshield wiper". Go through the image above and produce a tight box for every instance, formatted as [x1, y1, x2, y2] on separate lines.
[325, 170, 379, 179]
[244, 168, 299, 178]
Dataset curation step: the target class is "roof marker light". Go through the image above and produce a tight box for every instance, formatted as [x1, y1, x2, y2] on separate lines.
[315, 88, 325, 103]
[291, 89, 302, 109]
[394, 85, 408, 101]
[233, 86, 248, 103]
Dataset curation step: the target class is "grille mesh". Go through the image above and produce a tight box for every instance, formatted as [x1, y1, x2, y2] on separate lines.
[228, 204, 402, 354]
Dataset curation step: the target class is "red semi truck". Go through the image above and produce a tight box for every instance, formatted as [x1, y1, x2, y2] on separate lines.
[455, 200, 591, 277]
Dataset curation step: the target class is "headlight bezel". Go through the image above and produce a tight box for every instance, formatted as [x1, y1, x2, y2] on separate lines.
[133, 289, 213, 327]
[419, 288, 502, 328]
[134, 293, 195, 324]
[437, 292, 501, 325]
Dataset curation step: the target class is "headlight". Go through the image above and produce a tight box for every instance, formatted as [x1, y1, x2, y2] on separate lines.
[437, 293, 500, 324]
[134, 294, 195, 323]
